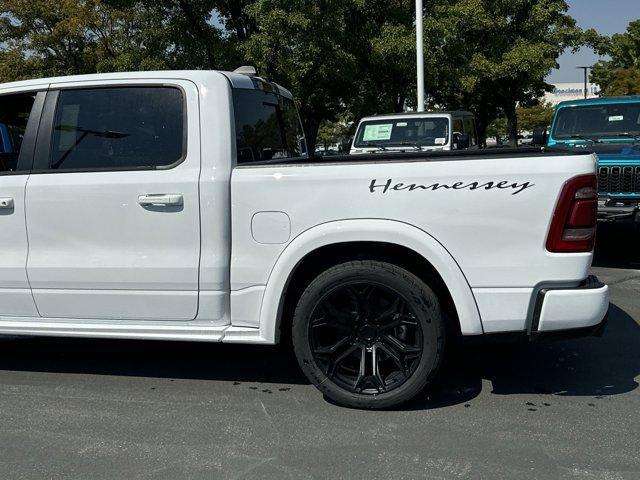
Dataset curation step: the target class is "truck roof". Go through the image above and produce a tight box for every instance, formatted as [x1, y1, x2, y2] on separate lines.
[359, 111, 473, 122]
[555, 95, 640, 109]
[0, 70, 294, 99]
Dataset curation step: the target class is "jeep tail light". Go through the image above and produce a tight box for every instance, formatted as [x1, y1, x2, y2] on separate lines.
[546, 174, 597, 253]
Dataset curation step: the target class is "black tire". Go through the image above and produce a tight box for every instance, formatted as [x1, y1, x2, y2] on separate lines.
[292, 260, 445, 409]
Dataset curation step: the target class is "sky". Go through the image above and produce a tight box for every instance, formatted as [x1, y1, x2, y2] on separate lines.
[547, 0, 639, 83]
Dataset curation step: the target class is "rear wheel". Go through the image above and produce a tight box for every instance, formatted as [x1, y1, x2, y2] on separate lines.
[292, 260, 445, 409]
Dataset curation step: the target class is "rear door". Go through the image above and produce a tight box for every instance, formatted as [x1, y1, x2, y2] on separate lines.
[0, 89, 45, 317]
[25, 80, 201, 320]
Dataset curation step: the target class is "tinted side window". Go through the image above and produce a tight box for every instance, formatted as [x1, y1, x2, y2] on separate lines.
[233, 89, 305, 163]
[50, 87, 184, 171]
[0, 92, 36, 172]
[453, 119, 463, 134]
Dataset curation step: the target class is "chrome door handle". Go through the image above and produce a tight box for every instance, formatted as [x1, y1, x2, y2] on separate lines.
[138, 194, 183, 207]
[0, 197, 14, 209]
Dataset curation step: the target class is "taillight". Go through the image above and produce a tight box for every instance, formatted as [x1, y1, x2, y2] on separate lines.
[546, 174, 597, 253]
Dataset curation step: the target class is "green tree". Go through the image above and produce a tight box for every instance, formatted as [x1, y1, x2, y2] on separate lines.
[217, 0, 257, 41]
[242, 0, 358, 154]
[0, 0, 237, 83]
[242, 0, 432, 154]
[316, 119, 351, 150]
[106, 0, 238, 71]
[483, 102, 553, 143]
[344, 1, 432, 120]
[0, 0, 594, 154]
[600, 67, 640, 96]
[0, 0, 117, 81]
[591, 19, 640, 96]
[486, 116, 507, 142]
[425, 0, 585, 146]
[516, 101, 554, 132]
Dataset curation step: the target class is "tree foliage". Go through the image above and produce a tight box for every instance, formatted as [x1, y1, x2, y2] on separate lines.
[486, 101, 554, 140]
[600, 67, 640, 96]
[591, 20, 640, 96]
[316, 119, 351, 149]
[425, 0, 585, 146]
[0, 0, 238, 80]
[346, 1, 424, 117]
[242, 0, 428, 151]
[0, 0, 121, 78]
[516, 101, 554, 132]
[0, 0, 595, 151]
[241, 0, 358, 151]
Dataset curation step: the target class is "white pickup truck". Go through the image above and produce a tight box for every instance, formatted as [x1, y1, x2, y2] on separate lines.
[0, 70, 609, 409]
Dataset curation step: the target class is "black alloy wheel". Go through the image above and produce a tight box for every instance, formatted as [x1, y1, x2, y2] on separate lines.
[292, 260, 445, 409]
[308, 281, 423, 394]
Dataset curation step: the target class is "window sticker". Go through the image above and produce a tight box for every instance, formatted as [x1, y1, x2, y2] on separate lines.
[608, 115, 624, 122]
[434, 138, 446, 145]
[396, 122, 408, 127]
[363, 123, 393, 141]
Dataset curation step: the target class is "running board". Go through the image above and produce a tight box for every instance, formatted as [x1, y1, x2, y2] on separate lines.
[0, 318, 270, 344]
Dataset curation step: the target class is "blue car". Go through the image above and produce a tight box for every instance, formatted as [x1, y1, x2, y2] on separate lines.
[547, 96, 640, 223]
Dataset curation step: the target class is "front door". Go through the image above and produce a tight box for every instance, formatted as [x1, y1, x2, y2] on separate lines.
[25, 81, 201, 321]
[0, 90, 44, 317]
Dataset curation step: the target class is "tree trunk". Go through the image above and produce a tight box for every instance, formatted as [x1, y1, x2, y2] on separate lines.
[394, 93, 405, 113]
[504, 102, 518, 148]
[303, 116, 320, 158]
[475, 112, 488, 148]
[225, 0, 255, 41]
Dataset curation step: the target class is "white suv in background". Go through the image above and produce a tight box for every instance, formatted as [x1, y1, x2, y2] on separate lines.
[350, 111, 478, 154]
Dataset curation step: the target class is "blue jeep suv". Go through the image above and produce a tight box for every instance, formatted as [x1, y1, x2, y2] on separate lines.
[548, 96, 640, 223]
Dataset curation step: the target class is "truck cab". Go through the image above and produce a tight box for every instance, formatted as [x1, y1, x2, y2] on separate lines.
[350, 111, 478, 154]
[547, 96, 640, 223]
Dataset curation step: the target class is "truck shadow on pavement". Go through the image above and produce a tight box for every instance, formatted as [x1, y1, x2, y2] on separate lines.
[0, 301, 637, 411]
[0, 336, 309, 385]
[405, 302, 639, 410]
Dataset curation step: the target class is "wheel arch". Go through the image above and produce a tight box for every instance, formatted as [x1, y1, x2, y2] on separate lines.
[257, 219, 482, 343]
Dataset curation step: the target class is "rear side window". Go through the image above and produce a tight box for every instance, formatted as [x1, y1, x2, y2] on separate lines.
[49, 87, 185, 171]
[233, 89, 306, 163]
[0, 92, 36, 172]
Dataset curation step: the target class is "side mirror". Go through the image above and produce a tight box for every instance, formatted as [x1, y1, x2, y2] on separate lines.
[455, 133, 470, 150]
[532, 128, 548, 146]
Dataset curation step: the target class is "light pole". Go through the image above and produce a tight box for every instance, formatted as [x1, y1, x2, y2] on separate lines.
[416, 0, 424, 112]
[577, 66, 592, 99]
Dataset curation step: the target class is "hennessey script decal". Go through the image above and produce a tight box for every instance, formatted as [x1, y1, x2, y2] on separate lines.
[369, 178, 534, 195]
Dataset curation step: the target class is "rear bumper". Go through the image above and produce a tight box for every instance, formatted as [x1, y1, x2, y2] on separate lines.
[531, 276, 609, 337]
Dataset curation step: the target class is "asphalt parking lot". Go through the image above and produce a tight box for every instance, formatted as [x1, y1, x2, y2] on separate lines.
[0, 224, 638, 480]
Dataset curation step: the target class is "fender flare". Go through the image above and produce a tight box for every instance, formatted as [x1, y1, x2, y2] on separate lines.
[257, 219, 483, 343]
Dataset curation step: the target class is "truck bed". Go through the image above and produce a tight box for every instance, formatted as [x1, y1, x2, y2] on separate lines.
[230, 147, 598, 334]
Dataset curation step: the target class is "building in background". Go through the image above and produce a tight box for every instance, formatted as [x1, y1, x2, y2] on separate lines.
[544, 82, 601, 105]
